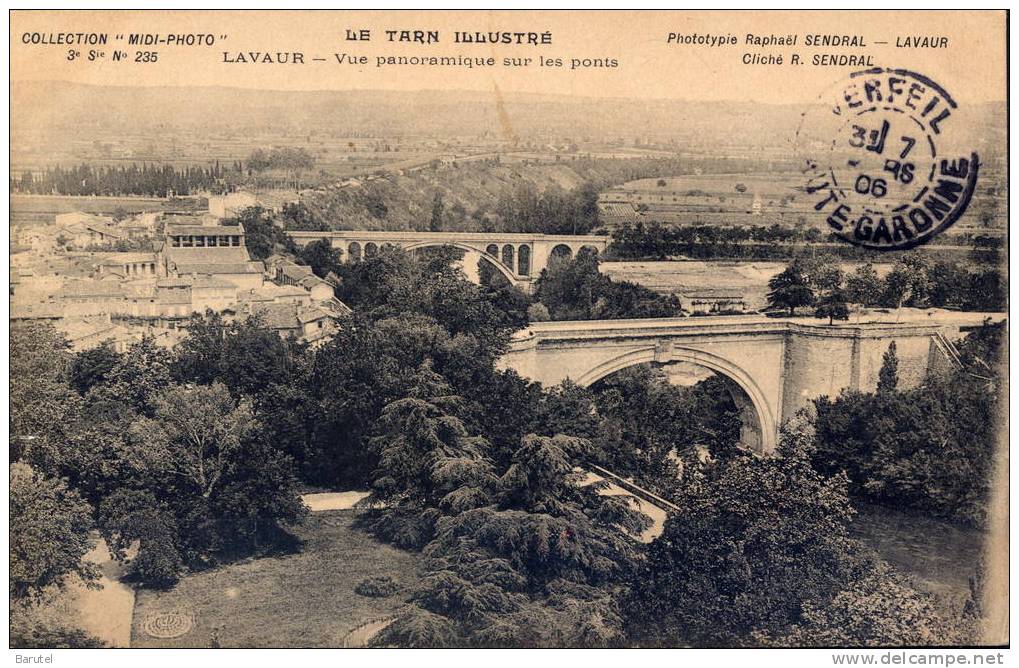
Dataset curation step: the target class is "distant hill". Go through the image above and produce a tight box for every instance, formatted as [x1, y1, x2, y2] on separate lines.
[300, 158, 675, 232]
[11, 81, 812, 146]
[13, 80, 1004, 159]
[11, 81, 1005, 234]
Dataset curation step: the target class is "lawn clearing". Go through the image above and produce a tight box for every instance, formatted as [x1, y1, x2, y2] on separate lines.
[130, 510, 420, 648]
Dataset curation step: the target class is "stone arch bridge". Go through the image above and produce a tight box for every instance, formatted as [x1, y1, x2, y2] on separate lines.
[498, 314, 996, 454]
[288, 231, 610, 292]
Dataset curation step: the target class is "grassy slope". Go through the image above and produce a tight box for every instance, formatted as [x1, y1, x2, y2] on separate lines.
[131, 511, 419, 648]
[302, 162, 591, 231]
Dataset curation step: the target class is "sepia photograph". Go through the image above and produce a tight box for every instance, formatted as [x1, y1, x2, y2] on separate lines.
[6, 8, 1010, 659]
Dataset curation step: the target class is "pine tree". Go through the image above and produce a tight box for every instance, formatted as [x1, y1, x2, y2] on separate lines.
[766, 263, 815, 315]
[430, 192, 445, 232]
[362, 361, 495, 548]
[877, 341, 899, 394]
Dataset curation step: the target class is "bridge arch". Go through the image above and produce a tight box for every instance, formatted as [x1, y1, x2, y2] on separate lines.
[550, 244, 573, 261]
[575, 345, 777, 455]
[517, 245, 531, 275]
[501, 244, 515, 270]
[402, 240, 520, 285]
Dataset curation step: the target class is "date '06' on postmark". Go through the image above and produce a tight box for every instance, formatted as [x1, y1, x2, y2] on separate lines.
[798, 68, 979, 251]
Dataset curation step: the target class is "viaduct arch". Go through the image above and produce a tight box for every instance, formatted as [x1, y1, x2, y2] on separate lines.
[577, 344, 775, 454]
[401, 240, 519, 286]
[497, 314, 992, 455]
[288, 230, 611, 293]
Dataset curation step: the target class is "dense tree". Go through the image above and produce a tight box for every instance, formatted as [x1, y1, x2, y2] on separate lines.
[228, 205, 296, 260]
[9, 323, 80, 465]
[535, 249, 604, 319]
[307, 315, 421, 486]
[965, 269, 1006, 312]
[10, 616, 106, 648]
[771, 563, 970, 647]
[333, 246, 518, 366]
[10, 463, 99, 600]
[624, 418, 868, 646]
[129, 383, 256, 502]
[814, 287, 850, 325]
[91, 336, 175, 416]
[766, 262, 814, 314]
[535, 248, 680, 320]
[68, 343, 122, 396]
[297, 238, 344, 279]
[9, 456, 106, 651]
[494, 181, 601, 235]
[845, 263, 883, 306]
[881, 252, 934, 308]
[97, 383, 308, 583]
[609, 220, 820, 261]
[461, 369, 543, 472]
[535, 380, 602, 441]
[10, 162, 228, 197]
[246, 147, 314, 173]
[361, 362, 495, 549]
[334, 245, 421, 314]
[812, 324, 1002, 525]
[174, 312, 306, 398]
[278, 201, 329, 231]
[378, 434, 648, 647]
[928, 260, 970, 309]
[587, 367, 693, 484]
[430, 192, 445, 232]
[527, 302, 551, 322]
[798, 254, 845, 294]
[99, 492, 182, 588]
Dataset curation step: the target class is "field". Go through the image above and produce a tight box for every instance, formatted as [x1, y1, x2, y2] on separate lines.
[124, 503, 984, 648]
[602, 171, 1006, 233]
[130, 511, 419, 648]
[600, 260, 895, 310]
[603, 172, 812, 229]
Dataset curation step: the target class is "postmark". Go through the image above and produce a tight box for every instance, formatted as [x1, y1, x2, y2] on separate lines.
[797, 68, 979, 250]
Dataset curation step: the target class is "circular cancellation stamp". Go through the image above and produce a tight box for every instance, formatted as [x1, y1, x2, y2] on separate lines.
[796, 68, 979, 250]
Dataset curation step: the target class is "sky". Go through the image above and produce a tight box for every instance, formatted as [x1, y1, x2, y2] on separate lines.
[10, 10, 1007, 105]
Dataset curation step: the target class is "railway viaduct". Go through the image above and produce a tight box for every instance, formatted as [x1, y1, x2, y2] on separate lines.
[497, 313, 1000, 454]
[288, 230, 610, 292]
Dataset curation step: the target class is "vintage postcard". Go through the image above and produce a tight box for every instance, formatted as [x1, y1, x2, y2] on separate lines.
[7, 8, 1009, 658]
